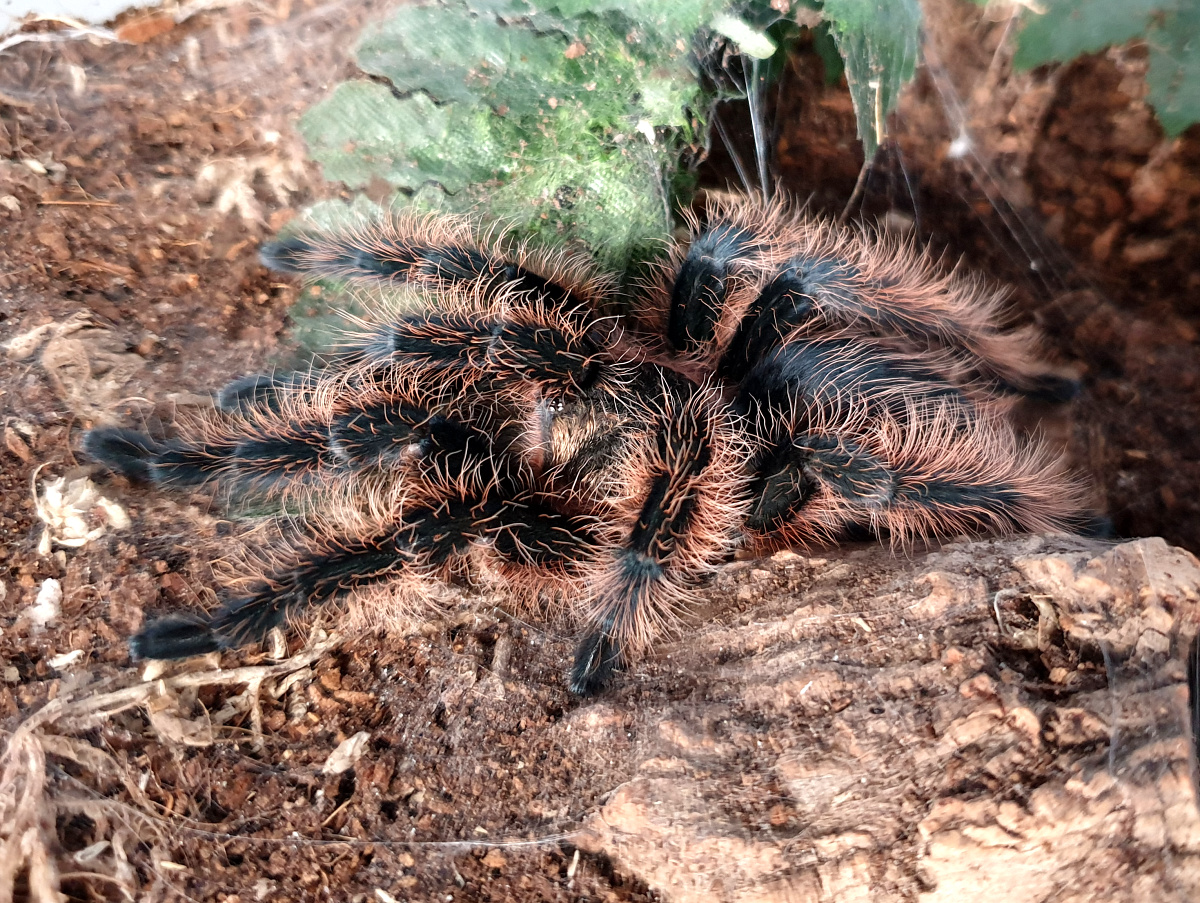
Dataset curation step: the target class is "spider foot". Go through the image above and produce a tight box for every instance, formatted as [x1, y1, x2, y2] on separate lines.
[569, 630, 622, 696]
[130, 613, 222, 660]
[82, 428, 166, 484]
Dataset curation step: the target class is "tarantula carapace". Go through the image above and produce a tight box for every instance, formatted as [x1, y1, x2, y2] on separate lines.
[83, 196, 1084, 694]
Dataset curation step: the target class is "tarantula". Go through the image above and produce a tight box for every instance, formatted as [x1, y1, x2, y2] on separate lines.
[83, 196, 1084, 694]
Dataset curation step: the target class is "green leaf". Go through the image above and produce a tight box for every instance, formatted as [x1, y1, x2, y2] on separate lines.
[1012, 0, 1181, 70]
[296, 0, 833, 278]
[823, 0, 922, 158]
[1012, 0, 1199, 137]
[356, 5, 568, 115]
[482, 143, 675, 266]
[812, 21, 846, 85]
[710, 12, 778, 59]
[1146, 3, 1200, 137]
[293, 195, 385, 232]
[298, 83, 443, 189]
[318, 1, 712, 269]
[299, 83, 518, 193]
[541, 0, 715, 33]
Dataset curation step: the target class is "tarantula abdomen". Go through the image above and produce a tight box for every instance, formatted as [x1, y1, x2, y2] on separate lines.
[84, 196, 1086, 694]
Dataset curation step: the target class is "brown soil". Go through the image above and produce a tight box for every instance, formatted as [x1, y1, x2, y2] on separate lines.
[0, 2, 1197, 901]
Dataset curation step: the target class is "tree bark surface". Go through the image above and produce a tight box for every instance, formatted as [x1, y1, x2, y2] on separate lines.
[568, 535, 1200, 902]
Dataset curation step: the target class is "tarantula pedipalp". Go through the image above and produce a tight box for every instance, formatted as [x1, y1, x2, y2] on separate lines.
[83, 195, 1085, 694]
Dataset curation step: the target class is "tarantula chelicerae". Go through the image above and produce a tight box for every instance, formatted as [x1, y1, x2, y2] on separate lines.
[84, 196, 1085, 694]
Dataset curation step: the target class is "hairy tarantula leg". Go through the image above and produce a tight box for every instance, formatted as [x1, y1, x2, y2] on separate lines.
[87, 361, 521, 496]
[132, 491, 596, 662]
[331, 403, 457, 468]
[718, 256, 1079, 400]
[83, 416, 331, 493]
[571, 627, 624, 697]
[130, 613, 223, 660]
[260, 218, 595, 311]
[694, 196, 1077, 399]
[131, 530, 427, 659]
[864, 402, 1084, 541]
[337, 405, 530, 495]
[719, 253, 974, 384]
[744, 400, 1084, 550]
[718, 259, 843, 382]
[483, 495, 603, 609]
[989, 369, 1078, 403]
[487, 320, 609, 394]
[216, 372, 319, 416]
[357, 311, 495, 373]
[487, 495, 600, 569]
[80, 428, 173, 486]
[87, 405, 512, 499]
[744, 429, 893, 536]
[668, 221, 761, 354]
[734, 337, 968, 423]
[571, 389, 746, 695]
[358, 308, 614, 398]
[82, 427, 242, 488]
[131, 494, 510, 660]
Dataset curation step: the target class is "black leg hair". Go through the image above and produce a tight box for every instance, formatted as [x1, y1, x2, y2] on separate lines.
[668, 221, 760, 354]
[82, 427, 240, 488]
[357, 311, 494, 373]
[487, 320, 607, 394]
[571, 387, 747, 694]
[692, 196, 1078, 399]
[133, 490, 600, 662]
[227, 421, 337, 492]
[129, 613, 223, 660]
[85, 417, 333, 495]
[717, 263, 819, 383]
[717, 256, 1079, 401]
[323, 380, 521, 487]
[326, 400, 440, 469]
[570, 617, 626, 696]
[81, 428, 173, 486]
[85, 371, 518, 499]
[486, 495, 600, 569]
[481, 494, 604, 617]
[132, 529, 429, 660]
[216, 372, 316, 416]
[866, 401, 1080, 542]
[734, 337, 969, 423]
[742, 398, 1082, 552]
[132, 494, 505, 659]
[743, 428, 894, 536]
[353, 308, 618, 400]
[260, 214, 604, 313]
[264, 235, 577, 308]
